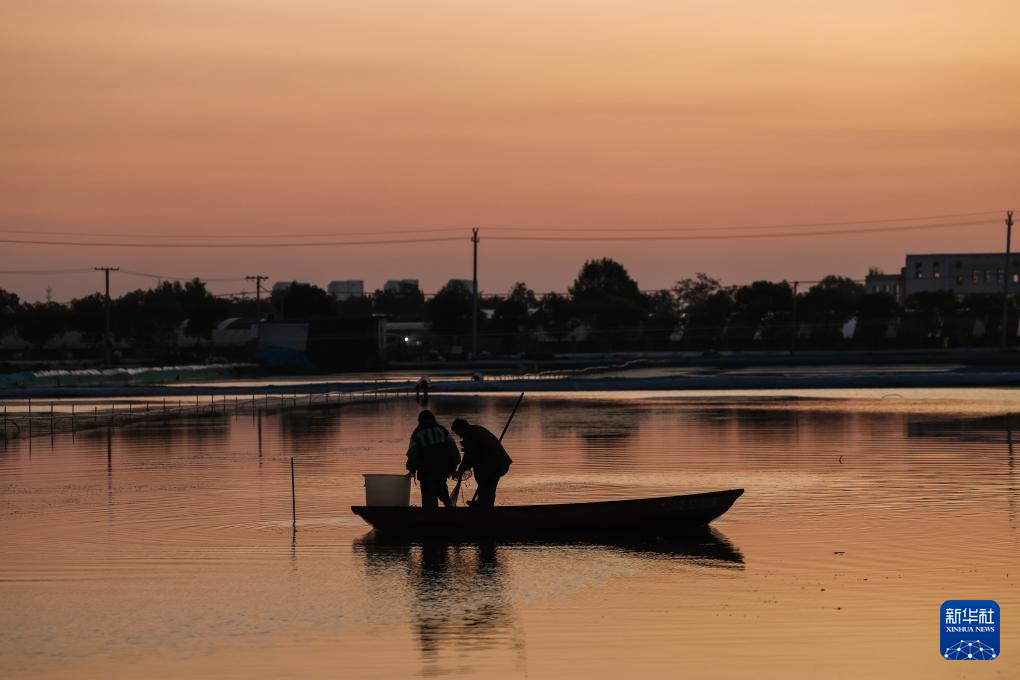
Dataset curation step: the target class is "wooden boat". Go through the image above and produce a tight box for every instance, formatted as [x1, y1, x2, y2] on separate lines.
[351, 488, 743, 538]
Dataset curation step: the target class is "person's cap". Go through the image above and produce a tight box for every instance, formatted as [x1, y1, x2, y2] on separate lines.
[451, 418, 469, 431]
[418, 410, 437, 425]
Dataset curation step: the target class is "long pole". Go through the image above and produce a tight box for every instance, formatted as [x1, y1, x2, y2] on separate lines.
[1001, 211, 1014, 351]
[96, 266, 119, 366]
[790, 280, 799, 354]
[499, 392, 525, 442]
[471, 228, 479, 360]
[246, 275, 267, 342]
[290, 457, 297, 532]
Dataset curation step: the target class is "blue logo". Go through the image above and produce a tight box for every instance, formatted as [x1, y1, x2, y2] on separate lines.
[941, 600, 999, 660]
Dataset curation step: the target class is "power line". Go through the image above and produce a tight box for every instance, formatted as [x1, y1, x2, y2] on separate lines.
[0, 209, 1002, 240]
[0, 236, 464, 249]
[0, 219, 991, 248]
[0, 226, 466, 239]
[484, 210, 1003, 233]
[486, 219, 996, 242]
[0, 268, 94, 275]
[119, 269, 249, 283]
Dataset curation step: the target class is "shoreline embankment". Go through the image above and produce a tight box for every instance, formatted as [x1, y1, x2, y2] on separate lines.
[2, 363, 1018, 400]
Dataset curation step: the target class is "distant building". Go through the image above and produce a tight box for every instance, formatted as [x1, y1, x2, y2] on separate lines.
[327, 280, 364, 300]
[384, 279, 419, 293]
[385, 321, 426, 347]
[256, 316, 386, 370]
[445, 278, 474, 292]
[865, 253, 1020, 303]
[211, 318, 257, 347]
[864, 273, 903, 300]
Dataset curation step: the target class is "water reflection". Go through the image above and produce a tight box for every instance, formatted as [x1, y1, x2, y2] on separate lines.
[906, 412, 1020, 443]
[355, 532, 523, 672]
[278, 410, 343, 451]
[354, 527, 742, 670]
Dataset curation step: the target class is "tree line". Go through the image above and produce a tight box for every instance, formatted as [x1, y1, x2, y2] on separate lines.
[0, 257, 1015, 361]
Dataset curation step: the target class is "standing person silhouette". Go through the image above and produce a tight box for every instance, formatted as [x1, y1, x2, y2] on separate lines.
[451, 418, 513, 507]
[406, 410, 460, 508]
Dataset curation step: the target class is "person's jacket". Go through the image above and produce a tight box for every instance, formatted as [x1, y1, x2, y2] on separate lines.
[406, 424, 460, 477]
[456, 424, 513, 478]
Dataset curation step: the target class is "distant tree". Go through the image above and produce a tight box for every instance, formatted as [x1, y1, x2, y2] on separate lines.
[0, 287, 21, 336]
[680, 289, 735, 349]
[272, 282, 336, 320]
[798, 276, 864, 346]
[69, 293, 106, 348]
[643, 290, 680, 348]
[16, 302, 69, 351]
[533, 292, 575, 342]
[901, 290, 958, 346]
[426, 281, 474, 338]
[855, 293, 901, 347]
[960, 293, 1006, 345]
[568, 258, 647, 344]
[491, 282, 537, 353]
[730, 280, 793, 347]
[962, 293, 1003, 318]
[179, 279, 230, 340]
[335, 295, 373, 318]
[674, 273, 724, 310]
[570, 258, 643, 301]
[372, 283, 425, 321]
[113, 283, 184, 348]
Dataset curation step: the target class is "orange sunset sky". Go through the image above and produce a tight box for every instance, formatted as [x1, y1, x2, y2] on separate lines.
[1, 0, 1019, 302]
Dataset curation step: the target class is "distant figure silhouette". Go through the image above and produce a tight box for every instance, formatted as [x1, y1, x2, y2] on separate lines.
[415, 376, 431, 405]
[405, 410, 460, 508]
[451, 418, 513, 508]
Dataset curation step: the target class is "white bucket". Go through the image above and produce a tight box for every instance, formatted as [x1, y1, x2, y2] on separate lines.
[363, 473, 412, 507]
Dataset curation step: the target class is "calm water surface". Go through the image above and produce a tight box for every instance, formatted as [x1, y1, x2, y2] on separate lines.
[1, 390, 1017, 678]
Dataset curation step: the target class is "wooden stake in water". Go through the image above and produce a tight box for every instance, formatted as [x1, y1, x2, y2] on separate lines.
[291, 457, 297, 533]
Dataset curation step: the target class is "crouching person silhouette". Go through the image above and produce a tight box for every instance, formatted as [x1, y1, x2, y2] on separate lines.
[451, 418, 513, 508]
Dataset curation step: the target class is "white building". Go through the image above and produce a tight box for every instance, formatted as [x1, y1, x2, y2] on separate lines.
[383, 279, 419, 293]
[864, 273, 903, 300]
[445, 278, 474, 292]
[866, 253, 1019, 303]
[327, 280, 364, 300]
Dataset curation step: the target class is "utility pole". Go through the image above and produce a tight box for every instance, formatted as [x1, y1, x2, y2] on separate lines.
[790, 280, 799, 354]
[245, 274, 268, 341]
[1001, 210, 1014, 351]
[95, 266, 119, 366]
[472, 227, 479, 360]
